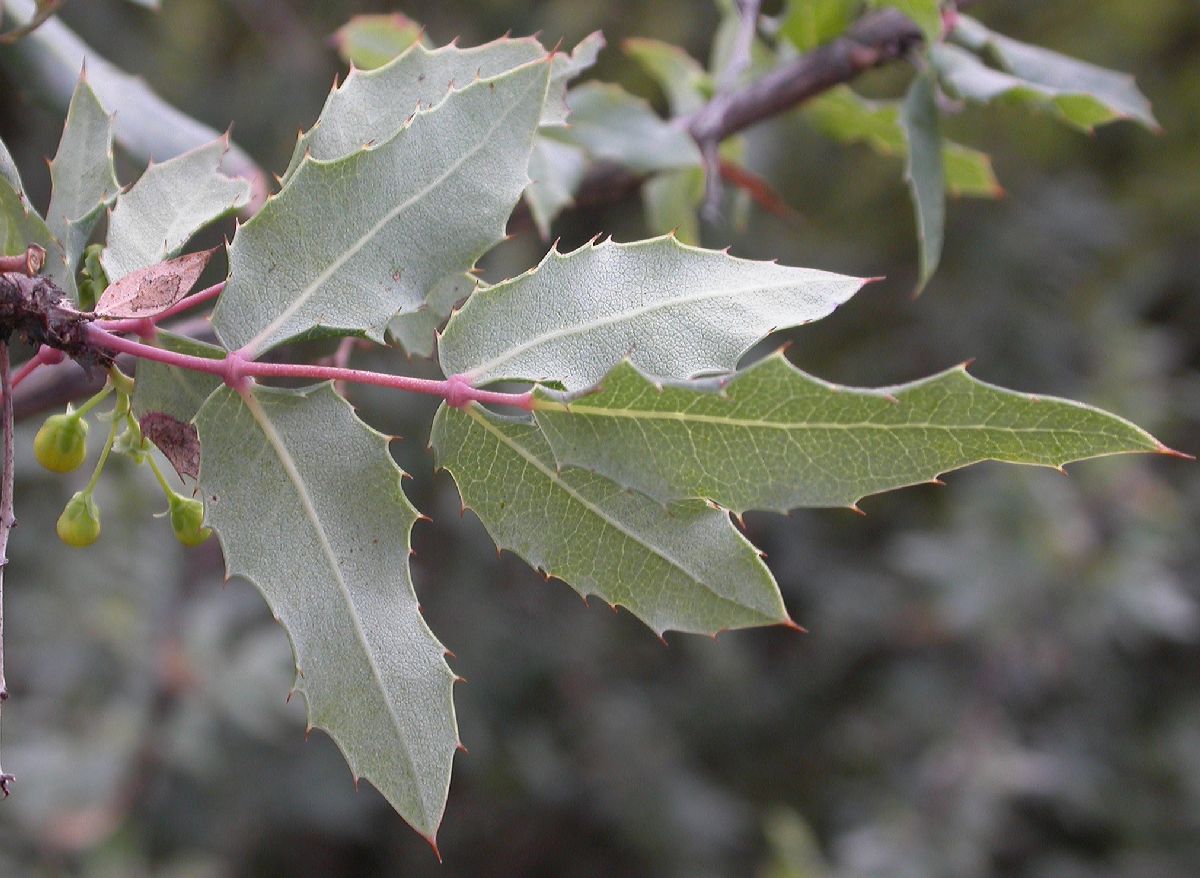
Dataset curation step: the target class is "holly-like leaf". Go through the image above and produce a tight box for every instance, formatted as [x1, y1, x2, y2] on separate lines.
[932, 43, 1157, 133]
[868, 0, 942, 46]
[44, 75, 118, 282]
[0, 175, 72, 293]
[623, 37, 710, 115]
[901, 71, 944, 295]
[542, 83, 702, 174]
[331, 13, 426, 70]
[431, 403, 789, 636]
[282, 35, 588, 185]
[524, 135, 588, 239]
[949, 15, 1157, 130]
[806, 85, 1002, 198]
[130, 330, 224, 424]
[214, 61, 550, 358]
[195, 382, 458, 842]
[546, 32, 605, 126]
[102, 138, 249, 281]
[438, 235, 866, 391]
[95, 247, 216, 319]
[0, 136, 23, 196]
[387, 272, 478, 359]
[531, 355, 1170, 514]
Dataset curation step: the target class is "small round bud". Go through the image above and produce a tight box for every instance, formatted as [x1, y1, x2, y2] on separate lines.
[169, 493, 211, 547]
[34, 413, 89, 473]
[57, 491, 101, 547]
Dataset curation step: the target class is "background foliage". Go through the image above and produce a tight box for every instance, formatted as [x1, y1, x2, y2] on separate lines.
[0, 1, 1197, 875]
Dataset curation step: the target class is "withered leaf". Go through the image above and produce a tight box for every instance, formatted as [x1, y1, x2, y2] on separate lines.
[95, 247, 219, 320]
[140, 411, 202, 481]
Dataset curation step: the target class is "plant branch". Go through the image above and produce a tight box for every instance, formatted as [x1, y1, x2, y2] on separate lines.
[0, 341, 16, 796]
[83, 325, 534, 411]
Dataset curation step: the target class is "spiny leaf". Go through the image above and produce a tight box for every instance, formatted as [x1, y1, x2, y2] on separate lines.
[431, 403, 788, 636]
[531, 355, 1168, 514]
[932, 43, 1157, 133]
[541, 82, 702, 174]
[0, 175, 72, 293]
[901, 71, 944, 295]
[214, 60, 551, 358]
[524, 135, 588, 239]
[44, 75, 118, 280]
[101, 137, 249, 281]
[439, 235, 866, 391]
[130, 330, 224, 424]
[0, 136, 24, 196]
[387, 273, 478, 359]
[806, 85, 1002, 198]
[949, 15, 1157, 130]
[95, 246, 216, 319]
[195, 382, 457, 842]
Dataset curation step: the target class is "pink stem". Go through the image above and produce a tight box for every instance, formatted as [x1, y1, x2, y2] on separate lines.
[83, 325, 534, 411]
[0, 346, 66, 403]
[98, 281, 227, 335]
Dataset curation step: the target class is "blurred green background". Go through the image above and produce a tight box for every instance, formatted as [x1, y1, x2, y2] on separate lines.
[0, 1, 1197, 875]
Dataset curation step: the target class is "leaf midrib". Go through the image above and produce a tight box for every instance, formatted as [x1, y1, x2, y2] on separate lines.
[241, 389, 427, 818]
[241, 66, 546, 357]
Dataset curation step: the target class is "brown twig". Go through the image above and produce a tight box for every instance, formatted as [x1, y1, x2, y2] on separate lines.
[0, 340, 15, 796]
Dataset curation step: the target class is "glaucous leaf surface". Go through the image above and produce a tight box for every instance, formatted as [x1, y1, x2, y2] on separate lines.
[950, 15, 1157, 129]
[901, 71, 944, 295]
[101, 138, 249, 281]
[130, 331, 224, 424]
[387, 273, 478, 359]
[806, 85, 1001, 198]
[44, 76, 118, 280]
[932, 43, 1156, 133]
[0, 176, 72, 293]
[524, 135, 588, 239]
[195, 383, 457, 841]
[531, 355, 1167, 514]
[431, 403, 789, 636]
[0, 136, 23, 195]
[542, 83, 702, 174]
[439, 236, 866, 390]
[213, 61, 551, 357]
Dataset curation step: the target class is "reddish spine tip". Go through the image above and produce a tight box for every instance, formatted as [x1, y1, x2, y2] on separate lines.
[1157, 444, 1195, 461]
[780, 618, 808, 634]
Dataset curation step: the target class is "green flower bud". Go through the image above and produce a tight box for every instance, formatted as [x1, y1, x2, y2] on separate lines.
[34, 412, 89, 473]
[57, 491, 101, 547]
[169, 493, 212, 547]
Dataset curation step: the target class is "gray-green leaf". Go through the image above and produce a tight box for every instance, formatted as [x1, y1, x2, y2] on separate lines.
[542, 82, 702, 174]
[524, 135, 588, 239]
[531, 355, 1167, 514]
[901, 71, 944, 295]
[386, 272, 478, 359]
[130, 330, 224, 424]
[932, 42, 1157, 133]
[101, 137, 249, 281]
[438, 235, 866, 390]
[431, 403, 789, 636]
[949, 15, 1157, 130]
[0, 175, 71, 293]
[45, 75, 118, 282]
[213, 60, 551, 358]
[195, 382, 457, 841]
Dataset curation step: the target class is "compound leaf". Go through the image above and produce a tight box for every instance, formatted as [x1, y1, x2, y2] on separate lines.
[532, 355, 1169, 514]
[195, 382, 457, 842]
[102, 137, 249, 281]
[439, 235, 866, 391]
[213, 60, 550, 358]
[431, 403, 789, 636]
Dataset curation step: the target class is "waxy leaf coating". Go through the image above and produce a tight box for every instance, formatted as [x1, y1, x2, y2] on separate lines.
[532, 355, 1167, 514]
[431, 403, 789, 636]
